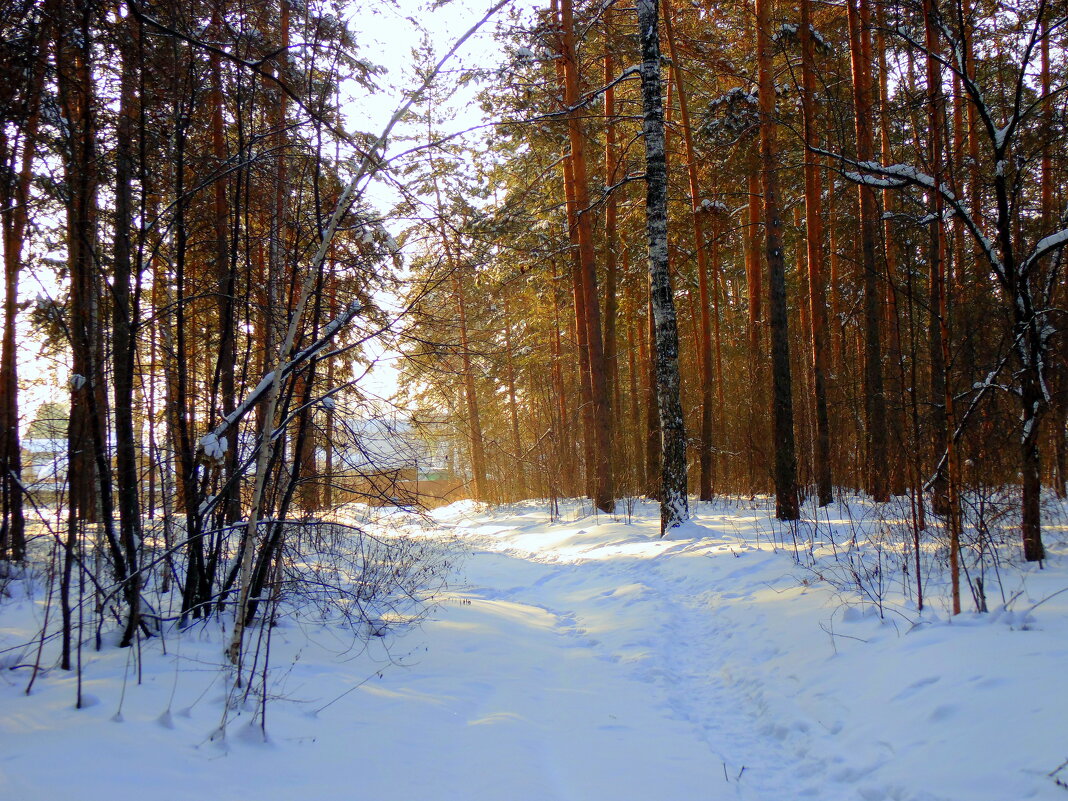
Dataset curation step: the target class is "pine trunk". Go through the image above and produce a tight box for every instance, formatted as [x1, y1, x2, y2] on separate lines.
[455, 272, 488, 500]
[922, 0, 962, 606]
[847, 0, 889, 502]
[0, 9, 48, 561]
[210, 1, 241, 525]
[799, 0, 833, 506]
[558, 0, 615, 513]
[112, 12, 143, 646]
[756, 0, 799, 519]
[664, 0, 715, 501]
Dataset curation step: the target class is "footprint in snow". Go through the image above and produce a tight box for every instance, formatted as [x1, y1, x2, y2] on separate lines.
[890, 674, 940, 702]
[928, 703, 956, 722]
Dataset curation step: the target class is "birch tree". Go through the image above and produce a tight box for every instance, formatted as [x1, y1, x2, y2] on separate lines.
[637, 0, 688, 533]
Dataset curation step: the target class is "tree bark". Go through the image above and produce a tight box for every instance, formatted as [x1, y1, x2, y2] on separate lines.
[1038, 16, 1065, 499]
[0, 6, 49, 561]
[558, 0, 615, 513]
[561, 151, 597, 500]
[603, 9, 620, 448]
[846, 0, 889, 502]
[644, 300, 661, 499]
[922, 0, 962, 605]
[503, 294, 526, 499]
[664, 0, 715, 502]
[875, 4, 907, 497]
[454, 266, 488, 500]
[209, 0, 241, 525]
[799, 0, 833, 507]
[920, 0, 952, 519]
[636, 0, 688, 533]
[112, 9, 143, 647]
[756, 0, 799, 519]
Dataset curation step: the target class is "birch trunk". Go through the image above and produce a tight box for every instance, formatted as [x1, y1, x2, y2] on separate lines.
[636, 0, 688, 533]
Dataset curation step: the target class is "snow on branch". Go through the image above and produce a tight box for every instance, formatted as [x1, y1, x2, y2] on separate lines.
[1020, 229, 1068, 278]
[842, 171, 908, 190]
[197, 299, 362, 462]
[825, 151, 1006, 283]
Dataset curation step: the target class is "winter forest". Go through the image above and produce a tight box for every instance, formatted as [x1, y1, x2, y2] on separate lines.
[1, 0, 1067, 798]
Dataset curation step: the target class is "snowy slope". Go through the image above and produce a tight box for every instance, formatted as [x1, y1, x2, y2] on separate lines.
[1, 497, 1066, 800]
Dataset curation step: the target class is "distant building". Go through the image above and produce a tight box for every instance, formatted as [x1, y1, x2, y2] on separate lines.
[17, 404, 465, 510]
[326, 416, 462, 507]
[21, 402, 69, 502]
[22, 436, 67, 499]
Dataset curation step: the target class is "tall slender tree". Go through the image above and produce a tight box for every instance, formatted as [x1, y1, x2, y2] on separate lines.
[846, 0, 889, 502]
[636, 0, 688, 532]
[756, 0, 799, 519]
[557, 0, 615, 513]
[798, 0, 833, 507]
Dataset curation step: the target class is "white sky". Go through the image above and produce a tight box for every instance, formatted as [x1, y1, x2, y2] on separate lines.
[341, 0, 509, 146]
[339, 0, 519, 403]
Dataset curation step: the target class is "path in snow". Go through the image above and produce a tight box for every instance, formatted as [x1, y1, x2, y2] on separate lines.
[3, 498, 1066, 801]
[403, 501, 1068, 801]
[424, 509, 834, 800]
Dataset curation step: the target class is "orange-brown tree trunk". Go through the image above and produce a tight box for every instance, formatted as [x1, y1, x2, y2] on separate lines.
[846, 0, 889, 502]
[558, 0, 614, 512]
[922, 0, 961, 610]
[0, 8, 49, 561]
[664, 0, 715, 501]
[799, 0, 833, 506]
[756, 0, 799, 519]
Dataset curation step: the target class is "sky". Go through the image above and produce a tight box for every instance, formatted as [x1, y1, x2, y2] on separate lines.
[338, 0, 522, 403]
[340, 0, 512, 150]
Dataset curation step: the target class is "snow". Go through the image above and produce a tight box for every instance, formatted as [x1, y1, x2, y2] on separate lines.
[994, 125, 1011, 150]
[2, 497, 1067, 800]
[774, 22, 799, 40]
[1024, 228, 1068, 274]
[1033, 228, 1068, 256]
[197, 432, 227, 463]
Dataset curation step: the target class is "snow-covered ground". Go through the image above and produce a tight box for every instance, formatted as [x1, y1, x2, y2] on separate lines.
[1, 496, 1066, 800]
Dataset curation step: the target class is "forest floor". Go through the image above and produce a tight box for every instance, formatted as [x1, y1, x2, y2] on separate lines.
[1, 495, 1067, 800]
